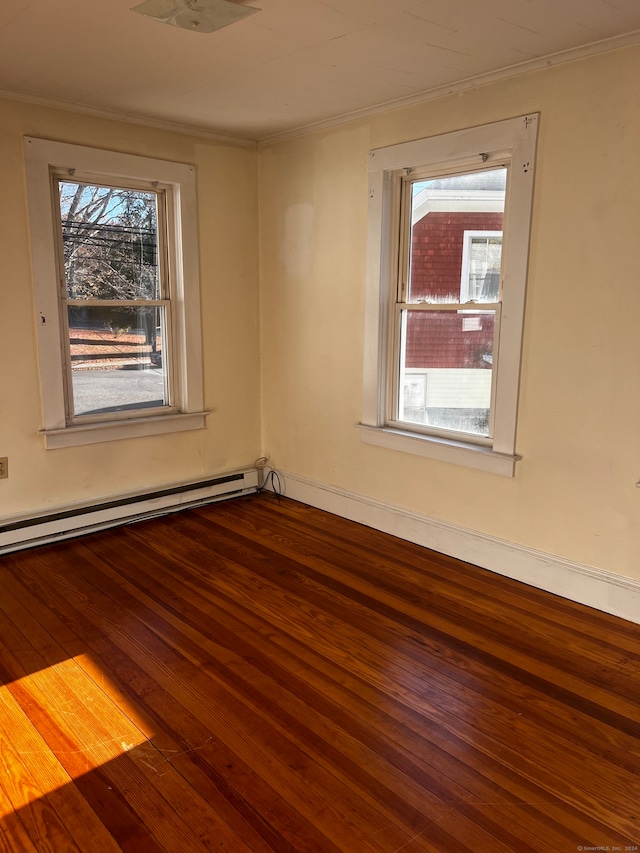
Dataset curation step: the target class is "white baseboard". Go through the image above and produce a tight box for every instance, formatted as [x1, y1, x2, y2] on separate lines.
[272, 470, 640, 626]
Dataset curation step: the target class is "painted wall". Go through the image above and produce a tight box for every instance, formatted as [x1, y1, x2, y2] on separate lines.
[0, 98, 261, 517]
[259, 45, 640, 582]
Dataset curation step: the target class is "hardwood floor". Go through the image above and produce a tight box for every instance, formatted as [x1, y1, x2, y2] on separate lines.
[0, 493, 638, 852]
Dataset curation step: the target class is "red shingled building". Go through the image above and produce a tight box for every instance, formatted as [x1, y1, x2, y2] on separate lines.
[405, 210, 503, 370]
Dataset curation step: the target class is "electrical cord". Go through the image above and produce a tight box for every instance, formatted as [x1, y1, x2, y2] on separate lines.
[254, 458, 283, 498]
[260, 468, 283, 497]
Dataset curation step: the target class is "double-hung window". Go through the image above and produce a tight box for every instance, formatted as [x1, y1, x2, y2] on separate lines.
[361, 115, 538, 476]
[56, 177, 171, 420]
[24, 138, 205, 448]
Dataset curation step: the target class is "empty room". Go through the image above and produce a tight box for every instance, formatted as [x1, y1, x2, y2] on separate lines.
[0, 1, 639, 850]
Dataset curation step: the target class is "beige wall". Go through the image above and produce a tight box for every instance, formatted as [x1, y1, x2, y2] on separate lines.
[3, 46, 639, 585]
[0, 98, 261, 517]
[259, 45, 640, 581]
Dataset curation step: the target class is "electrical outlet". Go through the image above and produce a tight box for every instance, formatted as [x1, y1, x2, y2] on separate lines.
[0, 457, 8, 479]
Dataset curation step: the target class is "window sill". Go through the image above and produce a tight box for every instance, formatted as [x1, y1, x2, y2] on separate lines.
[42, 411, 208, 449]
[357, 423, 518, 476]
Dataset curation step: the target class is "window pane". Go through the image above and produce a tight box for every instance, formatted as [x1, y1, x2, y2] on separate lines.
[398, 309, 495, 437]
[58, 181, 160, 300]
[407, 168, 506, 304]
[68, 305, 167, 417]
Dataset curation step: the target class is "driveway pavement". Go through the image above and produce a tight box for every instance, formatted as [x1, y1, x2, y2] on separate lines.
[72, 366, 165, 416]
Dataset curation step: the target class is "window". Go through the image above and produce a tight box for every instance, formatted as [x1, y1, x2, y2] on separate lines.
[24, 138, 205, 448]
[460, 231, 503, 304]
[58, 178, 171, 420]
[361, 115, 538, 476]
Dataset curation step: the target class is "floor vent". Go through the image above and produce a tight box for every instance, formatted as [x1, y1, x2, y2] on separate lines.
[0, 468, 259, 554]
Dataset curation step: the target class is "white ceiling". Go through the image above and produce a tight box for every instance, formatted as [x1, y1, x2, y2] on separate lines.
[1, 0, 639, 142]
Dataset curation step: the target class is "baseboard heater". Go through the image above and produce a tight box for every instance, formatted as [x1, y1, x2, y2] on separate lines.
[0, 467, 259, 555]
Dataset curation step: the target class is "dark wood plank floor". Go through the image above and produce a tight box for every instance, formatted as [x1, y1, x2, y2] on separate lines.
[0, 493, 638, 852]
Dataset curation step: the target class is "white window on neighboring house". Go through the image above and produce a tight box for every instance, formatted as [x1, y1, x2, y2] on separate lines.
[24, 138, 206, 449]
[460, 230, 503, 304]
[360, 115, 538, 476]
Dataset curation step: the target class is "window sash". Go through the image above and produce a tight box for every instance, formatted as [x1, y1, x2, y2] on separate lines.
[64, 300, 170, 314]
[389, 304, 501, 442]
[52, 173, 170, 298]
[51, 175, 177, 425]
[391, 168, 506, 443]
[397, 166, 507, 304]
[394, 302, 500, 311]
[60, 298, 174, 423]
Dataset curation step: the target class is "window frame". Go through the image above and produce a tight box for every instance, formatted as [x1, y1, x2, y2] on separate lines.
[360, 115, 538, 476]
[24, 137, 206, 449]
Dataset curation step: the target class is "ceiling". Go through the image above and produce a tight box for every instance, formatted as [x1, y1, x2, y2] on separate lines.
[1, 0, 639, 142]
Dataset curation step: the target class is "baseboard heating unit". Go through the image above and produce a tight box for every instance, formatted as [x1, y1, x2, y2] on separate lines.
[0, 467, 259, 555]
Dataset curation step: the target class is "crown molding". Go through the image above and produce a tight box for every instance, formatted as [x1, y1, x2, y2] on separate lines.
[2, 28, 640, 150]
[0, 89, 257, 149]
[258, 29, 640, 147]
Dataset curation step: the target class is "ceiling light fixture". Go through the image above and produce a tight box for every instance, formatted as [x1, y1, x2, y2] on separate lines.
[131, 0, 260, 34]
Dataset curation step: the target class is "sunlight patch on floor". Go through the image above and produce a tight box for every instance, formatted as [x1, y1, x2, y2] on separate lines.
[0, 654, 153, 818]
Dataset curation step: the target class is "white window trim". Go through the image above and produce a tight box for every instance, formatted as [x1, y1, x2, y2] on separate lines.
[360, 114, 538, 477]
[24, 137, 206, 449]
